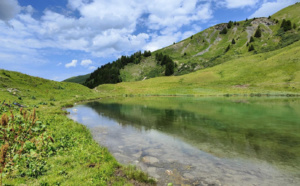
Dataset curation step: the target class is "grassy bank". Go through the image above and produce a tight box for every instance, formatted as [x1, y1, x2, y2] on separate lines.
[0, 70, 155, 185]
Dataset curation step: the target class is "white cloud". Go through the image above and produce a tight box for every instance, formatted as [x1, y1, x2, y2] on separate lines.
[88, 66, 97, 70]
[57, 62, 62, 66]
[65, 60, 78, 68]
[81, 59, 92, 67]
[249, 0, 298, 18]
[223, 0, 259, 9]
[0, 0, 21, 21]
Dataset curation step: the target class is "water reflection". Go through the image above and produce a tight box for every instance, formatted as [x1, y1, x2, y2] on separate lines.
[67, 97, 300, 185]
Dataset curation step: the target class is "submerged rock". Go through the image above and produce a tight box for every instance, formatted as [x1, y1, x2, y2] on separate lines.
[142, 156, 159, 164]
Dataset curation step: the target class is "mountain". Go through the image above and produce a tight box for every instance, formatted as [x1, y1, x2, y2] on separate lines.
[63, 73, 91, 84]
[82, 3, 300, 89]
[94, 3, 300, 96]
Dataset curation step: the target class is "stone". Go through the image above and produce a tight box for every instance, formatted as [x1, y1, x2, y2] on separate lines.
[142, 156, 159, 164]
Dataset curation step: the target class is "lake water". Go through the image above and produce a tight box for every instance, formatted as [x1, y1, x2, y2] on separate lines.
[67, 97, 300, 185]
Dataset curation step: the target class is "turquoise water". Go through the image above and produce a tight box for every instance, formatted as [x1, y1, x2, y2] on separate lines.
[67, 97, 300, 185]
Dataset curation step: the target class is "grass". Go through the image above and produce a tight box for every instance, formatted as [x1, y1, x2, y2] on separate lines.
[96, 40, 300, 97]
[62, 73, 91, 84]
[116, 3, 300, 81]
[0, 69, 155, 185]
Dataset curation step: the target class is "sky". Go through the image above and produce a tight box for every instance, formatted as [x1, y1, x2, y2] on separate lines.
[0, 0, 299, 81]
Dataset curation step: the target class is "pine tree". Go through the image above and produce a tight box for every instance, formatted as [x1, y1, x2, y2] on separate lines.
[250, 36, 254, 43]
[232, 38, 236, 44]
[284, 20, 292, 31]
[254, 27, 262, 38]
[165, 60, 175, 76]
[227, 21, 233, 29]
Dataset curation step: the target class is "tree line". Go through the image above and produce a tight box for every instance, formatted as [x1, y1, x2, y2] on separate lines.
[84, 51, 151, 88]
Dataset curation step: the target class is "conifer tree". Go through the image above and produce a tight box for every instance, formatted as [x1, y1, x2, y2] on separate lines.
[227, 21, 233, 29]
[254, 26, 262, 38]
[232, 38, 236, 44]
[250, 36, 254, 43]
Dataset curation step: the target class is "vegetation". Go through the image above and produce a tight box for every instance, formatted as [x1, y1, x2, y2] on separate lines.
[220, 27, 228, 34]
[225, 44, 230, 53]
[231, 39, 236, 44]
[254, 26, 262, 38]
[69, 3, 300, 88]
[63, 74, 90, 84]
[0, 70, 155, 185]
[248, 44, 255, 51]
[95, 40, 300, 96]
[84, 51, 151, 88]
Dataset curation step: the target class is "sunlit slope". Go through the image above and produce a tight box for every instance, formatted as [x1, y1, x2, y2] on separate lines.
[96, 40, 300, 96]
[63, 73, 90, 84]
[0, 69, 96, 103]
[120, 3, 300, 81]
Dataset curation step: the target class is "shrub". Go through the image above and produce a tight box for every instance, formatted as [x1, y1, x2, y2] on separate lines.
[248, 44, 255, 51]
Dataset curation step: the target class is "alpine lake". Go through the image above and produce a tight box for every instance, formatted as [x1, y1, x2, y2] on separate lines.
[67, 96, 300, 185]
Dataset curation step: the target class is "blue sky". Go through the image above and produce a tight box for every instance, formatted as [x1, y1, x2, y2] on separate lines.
[0, 0, 298, 81]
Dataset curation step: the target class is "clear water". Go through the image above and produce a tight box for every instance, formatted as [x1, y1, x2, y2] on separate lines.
[67, 97, 300, 185]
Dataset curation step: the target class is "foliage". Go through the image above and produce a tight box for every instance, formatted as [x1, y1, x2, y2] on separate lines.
[248, 44, 255, 51]
[231, 39, 236, 44]
[250, 36, 255, 43]
[143, 50, 152, 57]
[84, 51, 153, 88]
[281, 19, 292, 31]
[254, 26, 262, 38]
[220, 27, 228, 34]
[227, 21, 233, 29]
[0, 107, 55, 180]
[155, 53, 175, 76]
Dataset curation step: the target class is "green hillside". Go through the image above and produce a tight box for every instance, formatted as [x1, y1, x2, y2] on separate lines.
[96, 40, 300, 96]
[62, 73, 90, 84]
[79, 3, 300, 88]
[120, 3, 300, 82]
[0, 69, 154, 185]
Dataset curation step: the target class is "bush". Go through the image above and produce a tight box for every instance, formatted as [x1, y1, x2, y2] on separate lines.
[248, 44, 255, 51]
[250, 36, 255, 43]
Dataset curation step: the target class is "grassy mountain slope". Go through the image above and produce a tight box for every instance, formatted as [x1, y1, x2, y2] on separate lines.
[62, 73, 90, 84]
[0, 69, 154, 185]
[119, 3, 300, 82]
[96, 40, 300, 96]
